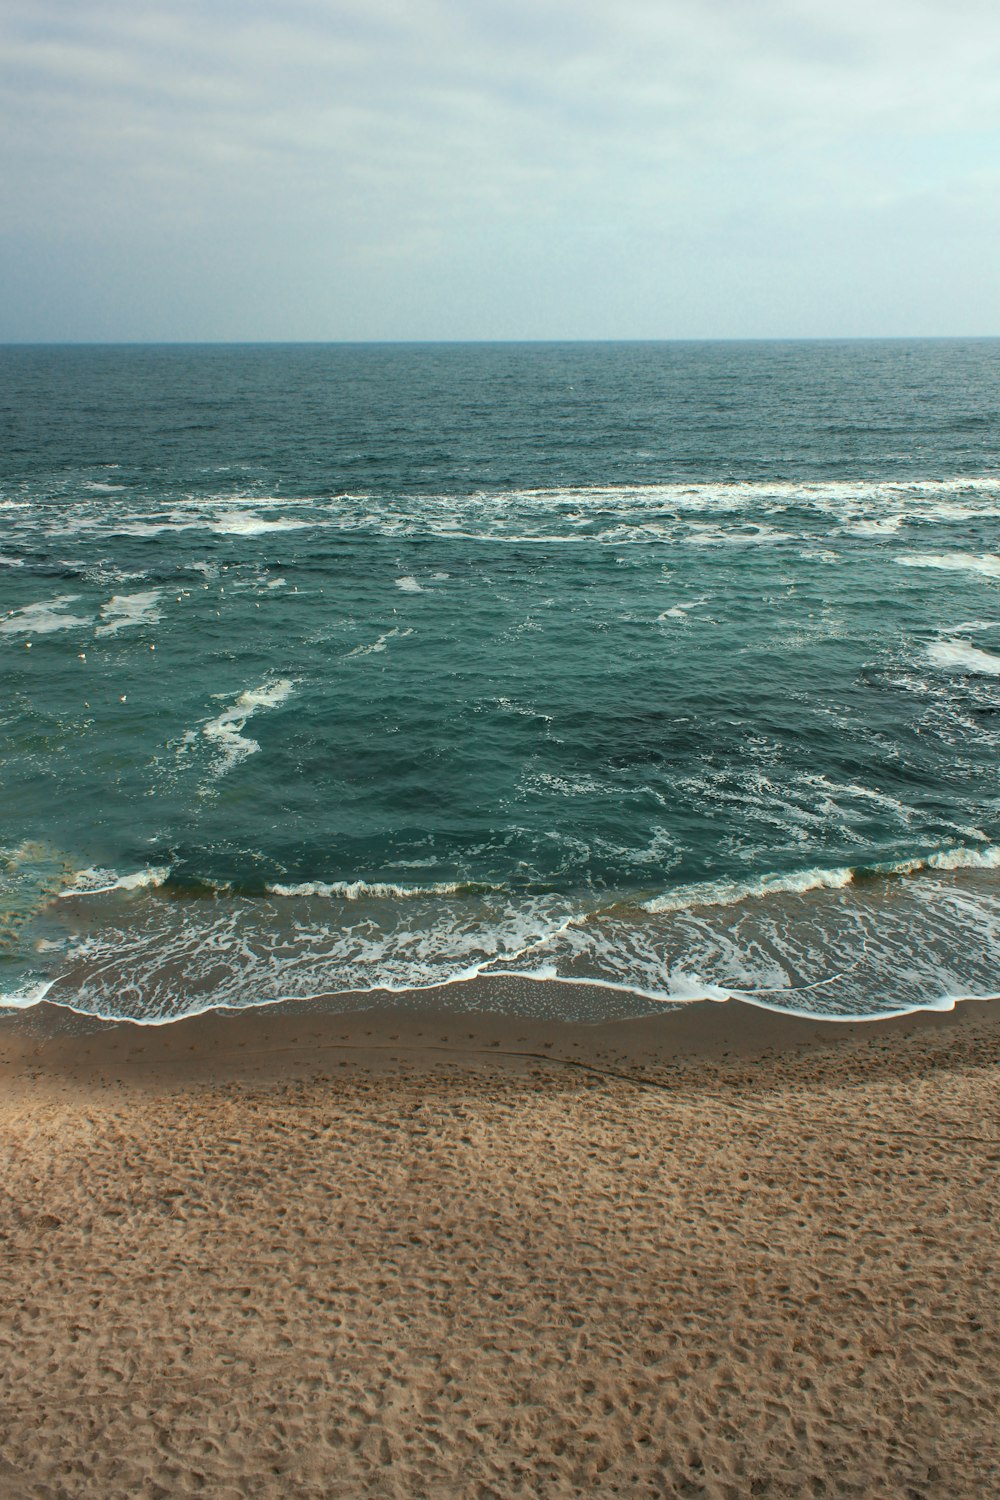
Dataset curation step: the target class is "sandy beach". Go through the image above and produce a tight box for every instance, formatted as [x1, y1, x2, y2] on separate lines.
[2, 990, 999, 1498]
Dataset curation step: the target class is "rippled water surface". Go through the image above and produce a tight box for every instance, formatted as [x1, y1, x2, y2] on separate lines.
[2, 341, 998, 1021]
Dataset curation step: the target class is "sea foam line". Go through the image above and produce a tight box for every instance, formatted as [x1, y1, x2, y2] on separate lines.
[11, 962, 998, 1029]
[0, 976, 61, 1010]
[266, 878, 499, 900]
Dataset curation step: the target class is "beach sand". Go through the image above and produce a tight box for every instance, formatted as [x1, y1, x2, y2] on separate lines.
[1, 990, 999, 1498]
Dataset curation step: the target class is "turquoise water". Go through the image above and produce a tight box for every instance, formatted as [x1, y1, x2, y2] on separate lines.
[2, 340, 999, 1022]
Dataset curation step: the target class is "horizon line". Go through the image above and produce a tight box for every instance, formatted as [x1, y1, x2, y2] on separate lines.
[2, 334, 999, 349]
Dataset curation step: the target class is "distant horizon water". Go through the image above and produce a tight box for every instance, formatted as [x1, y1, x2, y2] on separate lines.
[3, 336, 1000, 347]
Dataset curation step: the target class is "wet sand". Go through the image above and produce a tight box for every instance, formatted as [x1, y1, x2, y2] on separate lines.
[2, 991, 999, 1498]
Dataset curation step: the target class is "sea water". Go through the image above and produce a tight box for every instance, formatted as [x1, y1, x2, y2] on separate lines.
[1, 340, 998, 1023]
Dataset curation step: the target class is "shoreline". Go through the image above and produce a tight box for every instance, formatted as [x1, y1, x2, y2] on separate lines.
[5, 985, 1000, 1095]
[3, 989, 999, 1496]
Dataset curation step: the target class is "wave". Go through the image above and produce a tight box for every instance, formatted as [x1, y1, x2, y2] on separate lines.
[643, 865, 856, 913]
[50, 844, 999, 913]
[893, 845, 1000, 873]
[4, 842, 997, 1027]
[0, 976, 61, 1010]
[59, 865, 173, 897]
[644, 845, 1000, 913]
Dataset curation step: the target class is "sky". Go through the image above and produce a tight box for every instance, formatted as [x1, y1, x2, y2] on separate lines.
[2, 0, 999, 341]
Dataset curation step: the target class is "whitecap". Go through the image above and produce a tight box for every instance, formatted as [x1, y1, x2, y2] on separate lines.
[0, 595, 92, 635]
[395, 576, 424, 593]
[95, 589, 163, 636]
[927, 640, 1000, 675]
[843, 516, 904, 537]
[347, 627, 413, 658]
[898, 553, 1000, 579]
[208, 511, 311, 536]
[200, 679, 296, 777]
[657, 597, 710, 621]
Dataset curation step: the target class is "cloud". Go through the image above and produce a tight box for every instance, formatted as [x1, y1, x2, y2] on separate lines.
[2, 0, 999, 337]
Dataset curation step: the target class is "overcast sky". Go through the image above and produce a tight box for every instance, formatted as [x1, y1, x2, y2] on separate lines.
[2, 0, 999, 341]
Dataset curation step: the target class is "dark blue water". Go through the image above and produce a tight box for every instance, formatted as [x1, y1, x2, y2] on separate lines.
[2, 341, 999, 1022]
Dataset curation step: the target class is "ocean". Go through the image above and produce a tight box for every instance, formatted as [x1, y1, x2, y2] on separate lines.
[1, 339, 998, 1025]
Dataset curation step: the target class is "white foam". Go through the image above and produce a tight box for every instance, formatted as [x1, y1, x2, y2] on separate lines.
[347, 627, 413, 657]
[490, 964, 732, 1005]
[927, 640, 1000, 675]
[0, 595, 92, 635]
[16, 845, 1000, 1024]
[395, 576, 424, 593]
[201, 678, 296, 777]
[208, 511, 311, 536]
[529, 771, 605, 797]
[266, 879, 481, 900]
[95, 589, 163, 636]
[0, 555, 24, 568]
[898, 553, 1000, 579]
[60, 865, 172, 897]
[844, 516, 904, 537]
